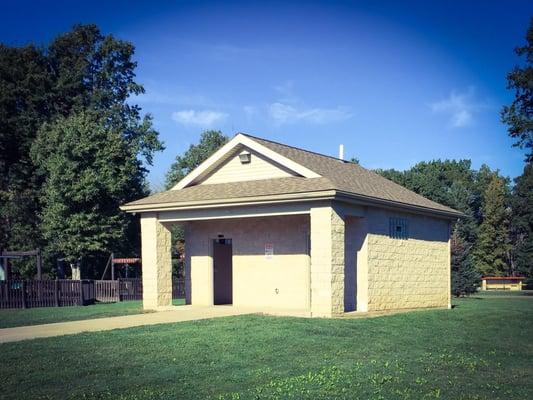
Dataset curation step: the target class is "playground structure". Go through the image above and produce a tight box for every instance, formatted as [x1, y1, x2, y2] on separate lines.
[0, 249, 142, 282]
[101, 254, 141, 280]
[0, 249, 43, 280]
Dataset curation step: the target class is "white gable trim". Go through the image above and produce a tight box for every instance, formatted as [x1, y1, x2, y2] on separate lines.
[171, 134, 321, 190]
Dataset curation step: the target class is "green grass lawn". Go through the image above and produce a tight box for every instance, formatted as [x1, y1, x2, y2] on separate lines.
[1, 293, 531, 399]
[476, 290, 533, 297]
[0, 298, 186, 328]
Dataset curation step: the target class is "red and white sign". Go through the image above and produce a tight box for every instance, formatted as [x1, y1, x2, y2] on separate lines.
[265, 243, 274, 259]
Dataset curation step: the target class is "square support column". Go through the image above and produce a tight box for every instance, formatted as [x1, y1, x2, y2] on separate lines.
[447, 221, 452, 309]
[310, 205, 345, 317]
[141, 213, 172, 310]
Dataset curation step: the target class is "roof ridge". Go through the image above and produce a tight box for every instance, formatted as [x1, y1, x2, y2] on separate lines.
[238, 132, 354, 164]
[240, 132, 430, 198]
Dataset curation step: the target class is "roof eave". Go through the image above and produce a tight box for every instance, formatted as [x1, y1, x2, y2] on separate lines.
[334, 191, 464, 219]
[121, 188, 463, 219]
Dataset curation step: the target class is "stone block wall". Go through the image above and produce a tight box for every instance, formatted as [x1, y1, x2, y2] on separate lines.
[364, 209, 450, 311]
[310, 206, 345, 317]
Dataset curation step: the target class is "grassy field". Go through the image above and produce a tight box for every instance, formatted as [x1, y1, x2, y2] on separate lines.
[0, 293, 531, 400]
[0, 299, 185, 328]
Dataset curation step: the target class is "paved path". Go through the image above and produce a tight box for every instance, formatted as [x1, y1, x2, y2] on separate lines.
[0, 306, 252, 344]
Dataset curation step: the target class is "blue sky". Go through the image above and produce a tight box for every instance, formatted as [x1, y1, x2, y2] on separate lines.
[2, 0, 532, 189]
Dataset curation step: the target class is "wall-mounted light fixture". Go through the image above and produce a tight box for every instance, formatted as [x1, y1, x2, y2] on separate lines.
[239, 150, 251, 164]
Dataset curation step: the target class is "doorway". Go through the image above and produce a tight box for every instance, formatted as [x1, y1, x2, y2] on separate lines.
[213, 238, 233, 305]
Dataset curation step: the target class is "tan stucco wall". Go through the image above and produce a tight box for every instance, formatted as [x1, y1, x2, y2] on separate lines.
[185, 215, 311, 311]
[200, 148, 296, 185]
[140, 213, 172, 310]
[361, 208, 450, 311]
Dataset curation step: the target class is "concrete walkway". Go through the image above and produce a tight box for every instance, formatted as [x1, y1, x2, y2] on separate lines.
[0, 305, 448, 344]
[0, 306, 252, 344]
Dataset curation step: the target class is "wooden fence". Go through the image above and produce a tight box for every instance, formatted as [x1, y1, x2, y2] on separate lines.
[95, 280, 120, 303]
[0, 278, 185, 309]
[172, 279, 186, 299]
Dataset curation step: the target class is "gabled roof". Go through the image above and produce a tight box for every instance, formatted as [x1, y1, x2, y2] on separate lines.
[123, 133, 462, 218]
[171, 133, 319, 190]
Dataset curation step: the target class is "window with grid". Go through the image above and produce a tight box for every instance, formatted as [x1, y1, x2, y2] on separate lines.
[389, 217, 409, 239]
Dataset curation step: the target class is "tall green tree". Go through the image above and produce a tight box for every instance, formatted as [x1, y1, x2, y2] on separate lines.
[0, 44, 52, 267]
[32, 111, 159, 273]
[510, 162, 533, 279]
[502, 17, 533, 162]
[1, 24, 163, 277]
[23, 24, 161, 276]
[165, 130, 229, 189]
[473, 175, 512, 276]
[451, 229, 480, 296]
[46, 25, 162, 164]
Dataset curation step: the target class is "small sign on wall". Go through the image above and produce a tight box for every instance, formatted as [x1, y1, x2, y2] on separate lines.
[265, 243, 274, 259]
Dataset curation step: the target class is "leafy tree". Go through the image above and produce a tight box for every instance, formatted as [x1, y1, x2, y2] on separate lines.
[25, 24, 161, 276]
[0, 44, 52, 274]
[0, 24, 163, 277]
[473, 175, 512, 276]
[1, 24, 164, 277]
[165, 130, 229, 189]
[46, 24, 162, 164]
[451, 230, 480, 296]
[376, 168, 406, 187]
[377, 160, 475, 208]
[510, 162, 533, 280]
[502, 18, 533, 162]
[31, 111, 157, 271]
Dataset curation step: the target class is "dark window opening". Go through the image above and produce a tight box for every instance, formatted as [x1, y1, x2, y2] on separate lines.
[389, 218, 408, 240]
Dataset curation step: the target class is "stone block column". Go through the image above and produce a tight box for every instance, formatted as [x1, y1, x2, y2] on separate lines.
[310, 205, 345, 317]
[141, 213, 172, 310]
[447, 221, 452, 309]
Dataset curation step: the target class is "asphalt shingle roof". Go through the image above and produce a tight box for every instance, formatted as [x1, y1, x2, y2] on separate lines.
[125, 133, 461, 216]
[128, 177, 333, 205]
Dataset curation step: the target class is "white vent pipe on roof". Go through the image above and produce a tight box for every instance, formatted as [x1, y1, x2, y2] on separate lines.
[339, 144, 344, 160]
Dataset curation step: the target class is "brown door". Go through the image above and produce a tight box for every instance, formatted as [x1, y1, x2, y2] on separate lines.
[213, 240, 232, 305]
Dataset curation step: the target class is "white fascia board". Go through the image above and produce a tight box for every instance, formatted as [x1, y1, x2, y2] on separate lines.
[171, 133, 321, 190]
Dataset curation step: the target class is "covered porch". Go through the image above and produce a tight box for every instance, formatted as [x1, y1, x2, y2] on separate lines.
[139, 201, 367, 317]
